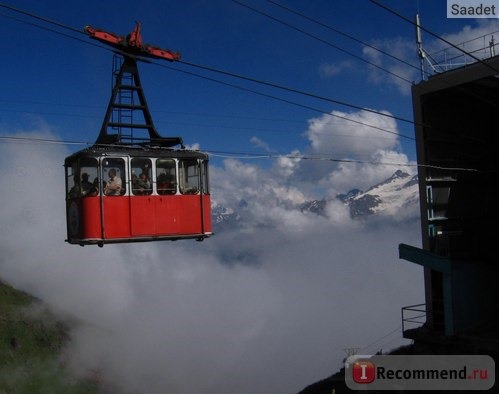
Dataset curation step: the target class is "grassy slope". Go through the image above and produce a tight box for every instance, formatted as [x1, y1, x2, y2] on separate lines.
[0, 279, 98, 393]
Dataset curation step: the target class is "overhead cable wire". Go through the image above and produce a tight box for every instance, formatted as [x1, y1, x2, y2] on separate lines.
[0, 0, 417, 127]
[265, 0, 421, 73]
[430, 29, 499, 63]
[359, 325, 403, 354]
[0, 1, 418, 139]
[153, 61, 415, 140]
[369, 0, 499, 111]
[231, 0, 415, 84]
[0, 10, 105, 50]
[179, 59, 416, 125]
[0, 135, 88, 146]
[0, 134, 424, 168]
[369, 0, 499, 73]
[0, 2, 84, 35]
[0, 134, 480, 173]
[0, 4, 489, 174]
[0, 98, 400, 140]
[0, 3, 112, 53]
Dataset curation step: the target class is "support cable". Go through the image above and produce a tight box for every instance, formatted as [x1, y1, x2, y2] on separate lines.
[265, 0, 421, 73]
[370, 0, 499, 73]
[179, 59, 416, 125]
[231, 0, 414, 84]
[0, 1, 419, 135]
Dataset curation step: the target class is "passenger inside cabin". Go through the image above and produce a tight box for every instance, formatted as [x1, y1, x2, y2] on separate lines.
[104, 168, 122, 196]
[157, 173, 176, 195]
[88, 177, 100, 196]
[81, 173, 95, 196]
[68, 175, 80, 198]
[133, 172, 152, 195]
[131, 173, 138, 194]
[69, 173, 98, 198]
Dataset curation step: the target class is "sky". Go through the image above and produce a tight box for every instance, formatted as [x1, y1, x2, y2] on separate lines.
[2, 0, 498, 163]
[1, 1, 499, 393]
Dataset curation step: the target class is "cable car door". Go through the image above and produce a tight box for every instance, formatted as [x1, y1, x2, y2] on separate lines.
[129, 157, 155, 237]
[101, 157, 130, 240]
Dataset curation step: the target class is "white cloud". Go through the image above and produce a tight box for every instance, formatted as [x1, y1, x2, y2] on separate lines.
[363, 36, 417, 95]
[273, 150, 301, 178]
[280, 108, 412, 194]
[0, 130, 423, 393]
[318, 60, 353, 78]
[433, 19, 499, 56]
[320, 149, 414, 195]
[362, 19, 499, 94]
[184, 142, 200, 150]
[250, 136, 272, 152]
[306, 109, 400, 157]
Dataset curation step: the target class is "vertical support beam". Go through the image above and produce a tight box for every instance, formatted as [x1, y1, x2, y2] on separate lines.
[399, 244, 454, 335]
[442, 273, 454, 336]
[94, 54, 183, 148]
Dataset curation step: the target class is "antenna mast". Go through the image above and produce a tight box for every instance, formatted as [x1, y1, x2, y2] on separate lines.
[415, 14, 425, 80]
[415, 14, 442, 79]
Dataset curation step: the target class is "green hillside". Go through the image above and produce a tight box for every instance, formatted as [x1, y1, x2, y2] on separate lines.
[0, 279, 98, 393]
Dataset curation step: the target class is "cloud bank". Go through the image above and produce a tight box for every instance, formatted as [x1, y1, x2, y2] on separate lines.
[0, 121, 422, 393]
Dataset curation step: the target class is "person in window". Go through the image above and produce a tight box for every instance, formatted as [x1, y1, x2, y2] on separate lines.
[133, 172, 151, 195]
[81, 173, 94, 196]
[131, 173, 138, 187]
[68, 175, 80, 198]
[86, 177, 100, 197]
[157, 173, 176, 195]
[104, 168, 122, 196]
[69, 173, 94, 198]
[138, 172, 151, 194]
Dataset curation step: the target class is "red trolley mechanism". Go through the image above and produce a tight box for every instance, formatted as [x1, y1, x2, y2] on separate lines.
[65, 23, 212, 246]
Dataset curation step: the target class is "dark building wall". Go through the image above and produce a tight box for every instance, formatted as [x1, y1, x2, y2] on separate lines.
[410, 56, 499, 335]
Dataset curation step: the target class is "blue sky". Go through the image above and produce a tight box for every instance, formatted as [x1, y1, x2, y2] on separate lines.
[2, 2, 499, 392]
[2, 0, 494, 166]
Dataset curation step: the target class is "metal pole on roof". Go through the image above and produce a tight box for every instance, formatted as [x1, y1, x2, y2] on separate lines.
[415, 14, 425, 80]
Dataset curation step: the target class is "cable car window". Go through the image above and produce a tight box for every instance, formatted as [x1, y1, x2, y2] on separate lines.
[80, 158, 99, 197]
[67, 163, 78, 199]
[103, 158, 126, 196]
[201, 160, 209, 194]
[131, 158, 152, 195]
[66, 158, 99, 198]
[156, 159, 177, 195]
[179, 159, 200, 195]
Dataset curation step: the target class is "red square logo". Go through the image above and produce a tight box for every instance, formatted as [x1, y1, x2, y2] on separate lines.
[352, 360, 375, 384]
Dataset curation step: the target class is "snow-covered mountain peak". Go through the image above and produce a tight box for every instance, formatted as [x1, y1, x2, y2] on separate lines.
[345, 170, 419, 218]
[211, 170, 421, 231]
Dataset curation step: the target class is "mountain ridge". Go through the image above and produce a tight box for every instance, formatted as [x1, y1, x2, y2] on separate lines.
[212, 169, 420, 229]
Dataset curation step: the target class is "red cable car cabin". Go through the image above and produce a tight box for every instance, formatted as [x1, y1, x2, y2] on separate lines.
[64, 24, 212, 246]
[65, 146, 212, 246]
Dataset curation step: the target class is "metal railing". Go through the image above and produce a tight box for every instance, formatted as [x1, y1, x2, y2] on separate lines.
[402, 303, 427, 333]
[425, 31, 499, 76]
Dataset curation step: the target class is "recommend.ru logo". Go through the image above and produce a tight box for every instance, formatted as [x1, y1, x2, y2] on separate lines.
[345, 355, 495, 391]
